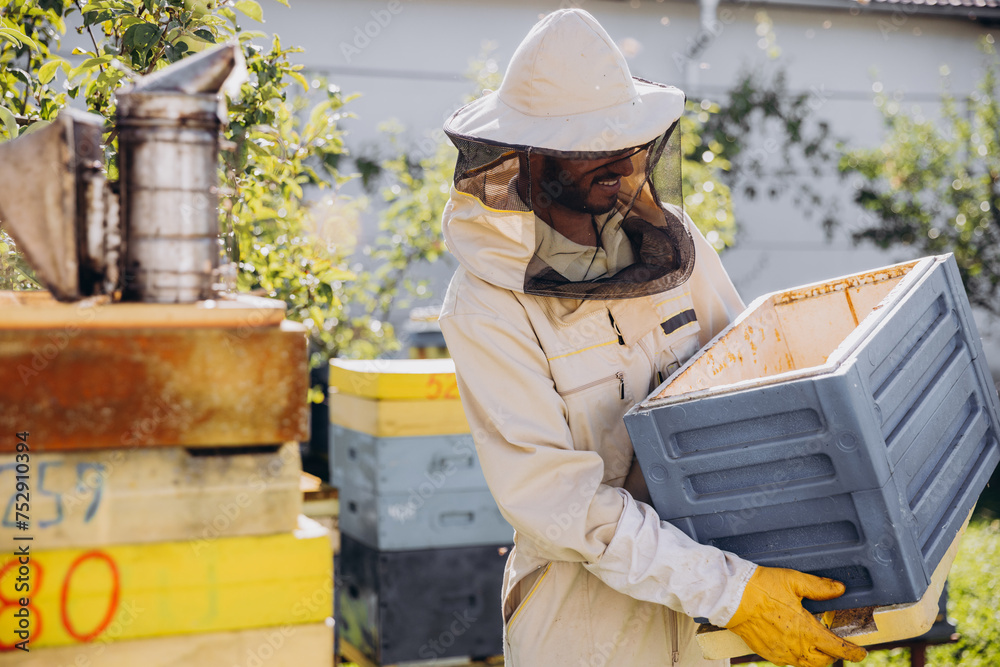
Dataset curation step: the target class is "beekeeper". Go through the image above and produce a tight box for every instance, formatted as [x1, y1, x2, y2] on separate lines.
[438, 9, 868, 667]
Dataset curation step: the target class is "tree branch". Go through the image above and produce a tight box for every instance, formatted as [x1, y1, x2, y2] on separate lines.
[73, 0, 103, 58]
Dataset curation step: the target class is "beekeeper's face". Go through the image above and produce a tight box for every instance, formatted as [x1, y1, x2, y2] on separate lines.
[533, 149, 637, 215]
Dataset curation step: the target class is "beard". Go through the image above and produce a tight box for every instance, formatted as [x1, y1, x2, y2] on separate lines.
[539, 157, 617, 215]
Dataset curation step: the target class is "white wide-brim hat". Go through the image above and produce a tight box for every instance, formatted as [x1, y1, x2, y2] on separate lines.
[444, 8, 685, 155]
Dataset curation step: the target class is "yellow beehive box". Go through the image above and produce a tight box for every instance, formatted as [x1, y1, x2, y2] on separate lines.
[328, 393, 469, 436]
[0, 444, 302, 550]
[0, 517, 331, 650]
[328, 359, 469, 435]
[329, 358, 459, 400]
[3, 623, 332, 667]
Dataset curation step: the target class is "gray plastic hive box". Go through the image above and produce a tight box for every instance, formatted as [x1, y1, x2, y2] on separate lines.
[339, 484, 514, 551]
[624, 255, 1000, 612]
[329, 424, 487, 494]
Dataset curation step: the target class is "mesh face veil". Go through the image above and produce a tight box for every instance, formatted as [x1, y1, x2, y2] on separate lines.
[444, 119, 696, 300]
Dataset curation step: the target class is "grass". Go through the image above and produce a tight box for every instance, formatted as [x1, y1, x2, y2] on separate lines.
[743, 517, 1000, 667]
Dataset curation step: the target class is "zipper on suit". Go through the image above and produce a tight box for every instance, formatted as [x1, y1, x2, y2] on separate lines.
[669, 609, 680, 665]
[608, 310, 625, 345]
[560, 372, 624, 398]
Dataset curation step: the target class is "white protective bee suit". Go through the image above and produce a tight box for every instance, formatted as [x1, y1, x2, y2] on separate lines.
[438, 9, 758, 666]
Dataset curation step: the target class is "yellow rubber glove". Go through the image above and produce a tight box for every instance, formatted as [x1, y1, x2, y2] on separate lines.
[725, 566, 868, 667]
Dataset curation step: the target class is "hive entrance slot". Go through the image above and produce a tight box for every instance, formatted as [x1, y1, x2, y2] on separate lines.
[186, 445, 282, 457]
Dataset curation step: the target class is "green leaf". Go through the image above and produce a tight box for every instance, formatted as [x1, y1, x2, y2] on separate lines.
[234, 0, 264, 23]
[289, 70, 309, 91]
[83, 10, 113, 26]
[246, 140, 270, 159]
[81, 55, 113, 69]
[124, 22, 162, 51]
[39, 59, 63, 84]
[8, 68, 30, 87]
[20, 120, 52, 136]
[79, 0, 130, 11]
[163, 42, 181, 62]
[118, 16, 144, 30]
[68, 55, 112, 80]
[272, 0, 289, 5]
[0, 28, 29, 49]
[194, 15, 229, 28]
[238, 30, 267, 42]
[193, 28, 216, 43]
[0, 28, 39, 51]
[219, 7, 237, 25]
[0, 107, 18, 140]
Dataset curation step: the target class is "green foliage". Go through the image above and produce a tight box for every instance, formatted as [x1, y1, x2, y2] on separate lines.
[934, 519, 1000, 666]
[336, 125, 455, 359]
[0, 233, 39, 289]
[331, 51, 498, 360]
[681, 99, 737, 251]
[223, 52, 362, 361]
[694, 67, 840, 233]
[0, 0, 67, 126]
[744, 519, 1000, 667]
[0, 0, 69, 289]
[840, 37, 1000, 314]
[688, 11, 841, 237]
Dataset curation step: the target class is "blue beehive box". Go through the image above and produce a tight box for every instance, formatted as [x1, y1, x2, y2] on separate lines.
[339, 482, 513, 551]
[329, 424, 486, 494]
[624, 255, 1000, 612]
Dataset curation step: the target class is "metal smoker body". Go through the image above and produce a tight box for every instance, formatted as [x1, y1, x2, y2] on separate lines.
[117, 92, 221, 303]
